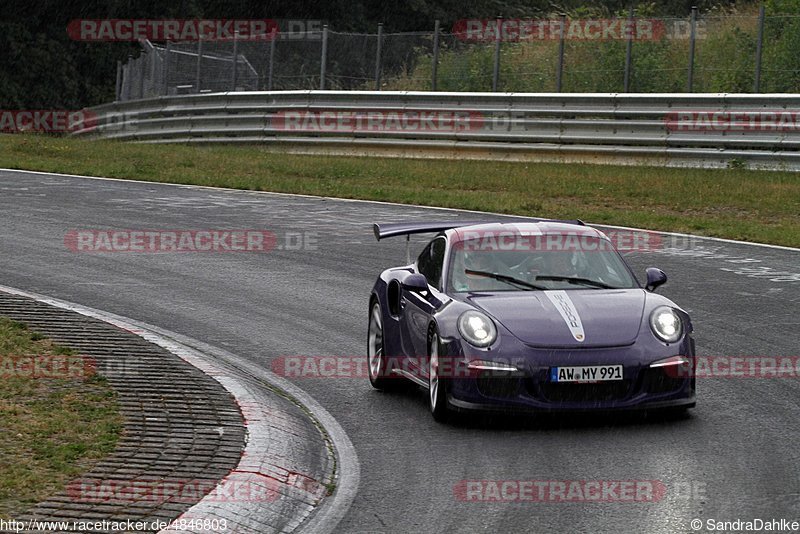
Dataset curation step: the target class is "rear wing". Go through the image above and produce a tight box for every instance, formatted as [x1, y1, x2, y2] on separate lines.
[374, 221, 486, 264]
[372, 218, 585, 241]
[373, 221, 486, 241]
[373, 218, 585, 263]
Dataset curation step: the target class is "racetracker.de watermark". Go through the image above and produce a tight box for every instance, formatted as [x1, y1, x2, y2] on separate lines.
[454, 229, 664, 253]
[666, 110, 800, 132]
[454, 480, 667, 502]
[667, 356, 800, 378]
[0, 110, 96, 133]
[273, 355, 800, 380]
[67, 19, 279, 41]
[272, 110, 483, 132]
[273, 356, 530, 379]
[0, 355, 96, 379]
[66, 477, 279, 504]
[274, 19, 325, 40]
[453, 18, 705, 42]
[64, 230, 318, 253]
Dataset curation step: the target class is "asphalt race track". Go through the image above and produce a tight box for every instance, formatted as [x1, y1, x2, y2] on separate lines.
[1, 169, 799, 533]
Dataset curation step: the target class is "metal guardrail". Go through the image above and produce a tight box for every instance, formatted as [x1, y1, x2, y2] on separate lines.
[73, 91, 800, 170]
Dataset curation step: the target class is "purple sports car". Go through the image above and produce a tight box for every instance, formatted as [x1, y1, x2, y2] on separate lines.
[367, 219, 696, 422]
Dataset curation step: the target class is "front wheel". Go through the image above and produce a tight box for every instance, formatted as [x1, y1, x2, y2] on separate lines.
[428, 330, 451, 422]
[368, 300, 392, 389]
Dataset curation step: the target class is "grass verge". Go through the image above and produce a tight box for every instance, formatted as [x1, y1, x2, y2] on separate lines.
[0, 134, 798, 247]
[0, 317, 122, 519]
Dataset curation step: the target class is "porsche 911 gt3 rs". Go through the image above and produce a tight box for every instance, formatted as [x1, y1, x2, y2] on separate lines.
[367, 219, 696, 422]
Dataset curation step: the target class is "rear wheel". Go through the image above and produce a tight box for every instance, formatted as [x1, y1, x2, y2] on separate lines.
[368, 300, 392, 389]
[428, 330, 451, 423]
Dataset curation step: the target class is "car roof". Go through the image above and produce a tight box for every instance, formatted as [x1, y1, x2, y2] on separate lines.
[448, 221, 607, 243]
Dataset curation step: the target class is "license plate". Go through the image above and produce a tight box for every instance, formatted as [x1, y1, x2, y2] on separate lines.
[550, 365, 623, 383]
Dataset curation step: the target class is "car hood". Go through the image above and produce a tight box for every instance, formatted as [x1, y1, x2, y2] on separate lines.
[467, 289, 647, 348]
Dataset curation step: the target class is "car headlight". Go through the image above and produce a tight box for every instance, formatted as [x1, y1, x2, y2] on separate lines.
[458, 311, 497, 348]
[649, 306, 683, 343]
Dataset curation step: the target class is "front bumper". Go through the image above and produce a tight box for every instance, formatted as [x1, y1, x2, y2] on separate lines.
[443, 335, 696, 414]
[449, 394, 696, 414]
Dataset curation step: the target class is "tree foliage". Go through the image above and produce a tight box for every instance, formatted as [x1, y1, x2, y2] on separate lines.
[0, 0, 785, 109]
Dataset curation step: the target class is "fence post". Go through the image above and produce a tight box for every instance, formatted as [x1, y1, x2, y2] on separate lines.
[267, 29, 276, 90]
[556, 15, 566, 92]
[147, 47, 158, 96]
[231, 32, 239, 91]
[432, 20, 440, 91]
[687, 6, 697, 92]
[375, 23, 384, 90]
[120, 64, 127, 101]
[623, 7, 634, 92]
[115, 60, 122, 101]
[138, 56, 145, 99]
[195, 36, 203, 93]
[124, 55, 133, 101]
[162, 42, 171, 96]
[492, 17, 502, 91]
[754, 3, 765, 92]
[320, 24, 328, 90]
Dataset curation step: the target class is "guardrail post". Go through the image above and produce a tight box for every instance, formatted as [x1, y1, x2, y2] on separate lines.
[431, 20, 440, 91]
[623, 7, 634, 92]
[231, 31, 239, 91]
[754, 4, 765, 92]
[115, 60, 122, 101]
[556, 15, 566, 92]
[492, 17, 502, 91]
[687, 6, 697, 92]
[320, 25, 328, 90]
[267, 29, 276, 90]
[374, 23, 384, 90]
[162, 42, 171, 96]
[195, 36, 203, 93]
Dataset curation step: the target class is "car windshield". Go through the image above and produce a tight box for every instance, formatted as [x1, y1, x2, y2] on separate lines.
[448, 235, 638, 292]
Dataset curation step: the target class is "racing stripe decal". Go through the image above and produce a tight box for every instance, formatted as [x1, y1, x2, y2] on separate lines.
[544, 290, 586, 342]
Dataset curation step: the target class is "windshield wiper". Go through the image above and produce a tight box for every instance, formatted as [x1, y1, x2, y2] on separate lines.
[535, 275, 616, 289]
[465, 270, 547, 290]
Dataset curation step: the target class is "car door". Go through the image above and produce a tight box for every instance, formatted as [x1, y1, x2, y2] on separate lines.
[399, 236, 446, 373]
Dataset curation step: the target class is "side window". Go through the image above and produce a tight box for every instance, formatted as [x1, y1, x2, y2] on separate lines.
[416, 237, 446, 290]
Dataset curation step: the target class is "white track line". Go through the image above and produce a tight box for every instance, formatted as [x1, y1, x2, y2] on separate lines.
[1, 167, 797, 252]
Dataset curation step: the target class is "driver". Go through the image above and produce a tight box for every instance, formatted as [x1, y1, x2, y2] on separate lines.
[540, 250, 580, 277]
[452, 250, 510, 291]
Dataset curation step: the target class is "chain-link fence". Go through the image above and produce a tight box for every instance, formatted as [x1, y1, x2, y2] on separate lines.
[116, 9, 800, 101]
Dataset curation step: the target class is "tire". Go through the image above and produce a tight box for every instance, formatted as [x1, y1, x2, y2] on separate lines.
[368, 300, 393, 389]
[428, 329, 451, 423]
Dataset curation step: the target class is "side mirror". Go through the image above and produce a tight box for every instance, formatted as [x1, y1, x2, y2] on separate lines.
[402, 273, 429, 293]
[645, 267, 667, 292]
